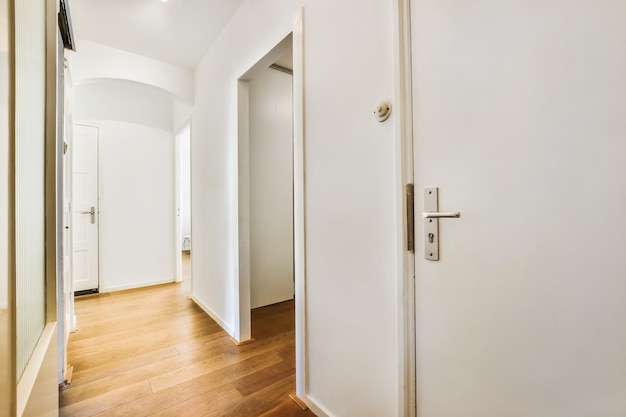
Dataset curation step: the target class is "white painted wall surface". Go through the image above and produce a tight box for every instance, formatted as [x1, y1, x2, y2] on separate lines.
[74, 81, 174, 132]
[96, 121, 176, 291]
[67, 39, 194, 104]
[173, 100, 192, 133]
[75, 81, 176, 292]
[249, 67, 294, 309]
[412, 1, 626, 416]
[192, 1, 398, 415]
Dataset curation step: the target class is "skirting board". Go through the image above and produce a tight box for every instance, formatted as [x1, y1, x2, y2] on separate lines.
[100, 277, 175, 293]
[304, 394, 333, 417]
[189, 295, 235, 337]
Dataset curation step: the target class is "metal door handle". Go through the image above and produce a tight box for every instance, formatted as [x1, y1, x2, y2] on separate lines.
[80, 207, 96, 224]
[423, 211, 460, 219]
[424, 188, 460, 261]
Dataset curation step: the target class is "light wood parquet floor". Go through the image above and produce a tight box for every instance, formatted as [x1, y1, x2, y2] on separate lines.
[60, 253, 316, 417]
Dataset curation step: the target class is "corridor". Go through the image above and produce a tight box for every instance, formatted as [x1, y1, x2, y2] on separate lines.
[59, 254, 314, 417]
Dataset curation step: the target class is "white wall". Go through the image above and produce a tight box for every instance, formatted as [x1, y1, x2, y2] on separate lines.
[173, 101, 191, 133]
[98, 121, 175, 291]
[412, 1, 626, 416]
[67, 39, 194, 104]
[191, 1, 398, 416]
[74, 82, 176, 292]
[75, 81, 174, 132]
[249, 67, 294, 309]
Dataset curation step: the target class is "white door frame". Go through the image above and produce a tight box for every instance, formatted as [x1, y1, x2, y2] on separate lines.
[60, 60, 76, 385]
[71, 122, 102, 293]
[394, 0, 417, 416]
[174, 121, 191, 283]
[235, 10, 306, 399]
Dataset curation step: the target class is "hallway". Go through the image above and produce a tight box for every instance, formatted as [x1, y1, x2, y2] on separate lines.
[59, 254, 314, 416]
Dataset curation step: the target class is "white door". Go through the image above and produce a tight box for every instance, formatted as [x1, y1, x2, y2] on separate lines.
[72, 124, 99, 292]
[412, 1, 626, 416]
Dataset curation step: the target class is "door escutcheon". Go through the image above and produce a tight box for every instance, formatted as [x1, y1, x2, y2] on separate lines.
[424, 188, 460, 261]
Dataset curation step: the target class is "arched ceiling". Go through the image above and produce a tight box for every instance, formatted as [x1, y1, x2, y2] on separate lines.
[69, 0, 246, 69]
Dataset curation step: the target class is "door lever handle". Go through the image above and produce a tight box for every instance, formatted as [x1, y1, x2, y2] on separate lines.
[80, 207, 96, 224]
[424, 188, 460, 261]
[423, 211, 460, 219]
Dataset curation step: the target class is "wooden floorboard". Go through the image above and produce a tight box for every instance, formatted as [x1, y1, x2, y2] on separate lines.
[60, 253, 315, 417]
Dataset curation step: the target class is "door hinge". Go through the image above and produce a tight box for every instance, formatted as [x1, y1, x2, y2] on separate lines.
[406, 183, 415, 253]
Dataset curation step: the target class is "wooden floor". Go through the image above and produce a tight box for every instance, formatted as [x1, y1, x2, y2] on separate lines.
[60, 253, 315, 417]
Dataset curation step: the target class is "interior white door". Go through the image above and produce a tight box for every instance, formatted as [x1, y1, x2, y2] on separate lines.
[72, 124, 99, 292]
[411, 1, 626, 416]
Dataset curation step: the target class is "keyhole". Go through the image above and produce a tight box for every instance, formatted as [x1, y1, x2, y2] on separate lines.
[428, 233, 434, 243]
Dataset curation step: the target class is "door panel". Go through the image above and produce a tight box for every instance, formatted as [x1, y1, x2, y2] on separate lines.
[412, 1, 626, 416]
[72, 124, 99, 292]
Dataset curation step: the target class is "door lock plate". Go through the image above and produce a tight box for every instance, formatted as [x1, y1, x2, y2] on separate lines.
[424, 188, 439, 261]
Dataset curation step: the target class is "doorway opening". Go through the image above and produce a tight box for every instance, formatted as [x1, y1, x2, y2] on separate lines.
[236, 12, 305, 399]
[237, 34, 295, 341]
[249, 54, 294, 310]
[175, 123, 192, 283]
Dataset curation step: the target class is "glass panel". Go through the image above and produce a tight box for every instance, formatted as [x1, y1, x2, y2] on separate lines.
[15, 0, 47, 380]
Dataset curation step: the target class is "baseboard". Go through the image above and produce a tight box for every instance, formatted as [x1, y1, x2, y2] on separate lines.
[304, 394, 333, 417]
[189, 295, 234, 337]
[100, 277, 175, 293]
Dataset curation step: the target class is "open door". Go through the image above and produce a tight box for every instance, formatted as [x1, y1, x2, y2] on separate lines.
[72, 124, 99, 293]
[411, 1, 626, 415]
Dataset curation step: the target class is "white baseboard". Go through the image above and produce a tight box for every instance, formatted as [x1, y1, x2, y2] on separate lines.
[100, 277, 175, 293]
[304, 394, 333, 417]
[189, 295, 234, 337]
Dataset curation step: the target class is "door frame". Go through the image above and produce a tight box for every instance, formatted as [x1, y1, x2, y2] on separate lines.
[394, 0, 417, 416]
[60, 56, 76, 385]
[71, 122, 102, 293]
[174, 121, 191, 283]
[235, 10, 306, 399]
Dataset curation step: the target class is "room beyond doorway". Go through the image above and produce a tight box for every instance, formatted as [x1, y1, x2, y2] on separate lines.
[248, 56, 295, 310]
[236, 33, 296, 343]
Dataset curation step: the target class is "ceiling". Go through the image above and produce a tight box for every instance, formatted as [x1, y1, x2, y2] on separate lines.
[69, 0, 246, 69]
